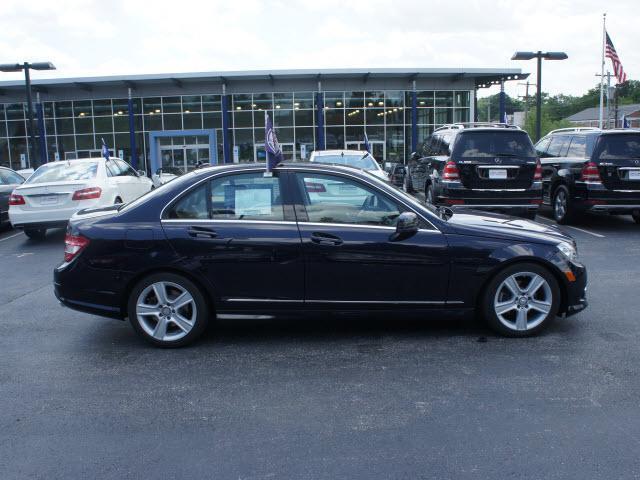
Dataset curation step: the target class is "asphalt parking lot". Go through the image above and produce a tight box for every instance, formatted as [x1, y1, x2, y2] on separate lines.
[1, 210, 639, 479]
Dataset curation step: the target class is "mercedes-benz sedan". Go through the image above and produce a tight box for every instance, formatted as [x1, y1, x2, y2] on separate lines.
[54, 162, 587, 347]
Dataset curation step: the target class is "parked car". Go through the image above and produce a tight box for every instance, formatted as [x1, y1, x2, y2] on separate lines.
[16, 168, 34, 180]
[152, 166, 184, 188]
[9, 157, 153, 239]
[404, 124, 543, 219]
[535, 127, 640, 224]
[309, 149, 390, 182]
[54, 162, 587, 347]
[0, 166, 25, 228]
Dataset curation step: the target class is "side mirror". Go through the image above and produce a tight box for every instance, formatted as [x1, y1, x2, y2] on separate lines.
[390, 212, 419, 241]
[137, 170, 147, 177]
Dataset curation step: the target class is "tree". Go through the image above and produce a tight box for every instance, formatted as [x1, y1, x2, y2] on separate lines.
[477, 94, 524, 122]
[523, 107, 572, 140]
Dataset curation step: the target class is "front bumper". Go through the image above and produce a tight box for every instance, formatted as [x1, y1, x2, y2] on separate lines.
[562, 260, 588, 317]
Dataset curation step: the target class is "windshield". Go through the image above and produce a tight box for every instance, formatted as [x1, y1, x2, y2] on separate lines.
[594, 134, 640, 160]
[158, 167, 184, 176]
[311, 153, 379, 170]
[452, 131, 536, 158]
[27, 162, 98, 183]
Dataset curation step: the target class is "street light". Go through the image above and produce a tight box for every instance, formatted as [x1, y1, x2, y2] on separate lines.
[511, 51, 567, 141]
[0, 62, 56, 168]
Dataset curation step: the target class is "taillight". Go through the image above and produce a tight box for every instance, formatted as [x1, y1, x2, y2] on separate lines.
[305, 182, 326, 193]
[72, 187, 102, 200]
[442, 161, 460, 181]
[64, 233, 90, 262]
[9, 193, 25, 205]
[533, 159, 543, 181]
[580, 162, 602, 183]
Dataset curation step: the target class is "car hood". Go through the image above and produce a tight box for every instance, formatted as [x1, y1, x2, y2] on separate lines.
[445, 210, 573, 245]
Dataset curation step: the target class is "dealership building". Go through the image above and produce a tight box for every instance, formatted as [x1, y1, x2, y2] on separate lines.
[0, 68, 526, 172]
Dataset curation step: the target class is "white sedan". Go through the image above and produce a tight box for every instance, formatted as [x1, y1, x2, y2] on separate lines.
[9, 157, 153, 239]
[309, 149, 390, 182]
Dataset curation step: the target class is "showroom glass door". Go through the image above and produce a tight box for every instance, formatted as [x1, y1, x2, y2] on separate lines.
[254, 143, 295, 162]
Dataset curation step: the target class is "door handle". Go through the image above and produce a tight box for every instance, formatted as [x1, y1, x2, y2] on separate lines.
[187, 226, 218, 239]
[310, 232, 343, 246]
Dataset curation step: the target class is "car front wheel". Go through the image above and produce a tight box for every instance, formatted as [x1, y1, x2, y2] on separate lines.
[482, 262, 560, 337]
[128, 273, 209, 347]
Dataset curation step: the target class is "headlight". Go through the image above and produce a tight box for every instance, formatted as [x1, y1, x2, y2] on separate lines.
[557, 242, 578, 261]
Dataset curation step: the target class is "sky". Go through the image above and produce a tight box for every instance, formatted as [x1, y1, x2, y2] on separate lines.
[0, 0, 637, 100]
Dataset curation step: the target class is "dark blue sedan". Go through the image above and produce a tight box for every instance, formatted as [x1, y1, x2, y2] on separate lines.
[54, 162, 588, 347]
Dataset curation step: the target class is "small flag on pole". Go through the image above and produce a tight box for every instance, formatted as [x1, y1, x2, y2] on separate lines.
[363, 132, 371, 153]
[264, 112, 283, 172]
[101, 138, 110, 161]
[605, 31, 628, 84]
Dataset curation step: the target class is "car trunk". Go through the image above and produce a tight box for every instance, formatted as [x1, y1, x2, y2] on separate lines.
[451, 130, 537, 190]
[593, 133, 640, 191]
[15, 181, 90, 210]
[457, 159, 536, 189]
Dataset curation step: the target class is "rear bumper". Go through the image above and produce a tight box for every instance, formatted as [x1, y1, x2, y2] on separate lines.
[573, 182, 640, 214]
[54, 262, 125, 320]
[9, 199, 103, 228]
[437, 181, 542, 212]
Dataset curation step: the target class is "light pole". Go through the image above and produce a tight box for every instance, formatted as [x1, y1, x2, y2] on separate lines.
[0, 62, 56, 168]
[511, 51, 567, 141]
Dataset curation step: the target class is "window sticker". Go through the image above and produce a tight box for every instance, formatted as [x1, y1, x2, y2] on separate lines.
[234, 187, 272, 216]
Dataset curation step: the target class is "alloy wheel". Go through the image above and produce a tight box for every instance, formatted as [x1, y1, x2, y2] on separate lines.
[135, 281, 197, 342]
[554, 190, 567, 221]
[493, 272, 553, 332]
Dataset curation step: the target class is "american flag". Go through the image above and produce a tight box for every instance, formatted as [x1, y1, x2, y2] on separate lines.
[605, 31, 627, 84]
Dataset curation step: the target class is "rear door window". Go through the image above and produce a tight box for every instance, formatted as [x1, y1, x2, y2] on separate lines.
[452, 131, 536, 158]
[26, 162, 98, 183]
[566, 136, 587, 158]
[0, 170, 24, 185]
[593, 134, 640, 161]
[546, 136, 571, 158]
[165, 172, 285, 221]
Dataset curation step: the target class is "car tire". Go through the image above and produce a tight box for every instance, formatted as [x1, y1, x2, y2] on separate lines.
[128, 272, 210, 347]
[481, 262, 560, 337]
[24, 227, 47, 240]
[632, 211, 640, 224]
[552, 185, 574, 224]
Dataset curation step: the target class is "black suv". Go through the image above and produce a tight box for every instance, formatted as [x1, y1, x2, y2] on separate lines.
[535, 128, 640, 224]
[404, 124, 542, 218]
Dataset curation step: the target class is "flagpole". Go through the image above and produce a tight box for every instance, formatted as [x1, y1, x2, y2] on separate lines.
[599, 12, 606, 129]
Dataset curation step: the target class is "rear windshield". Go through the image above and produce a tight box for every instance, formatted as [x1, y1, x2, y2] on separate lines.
[593, 134, 640, 161]
[311, 153, 379, 170]
[27, 162, 98, 183]
[452, 131, 536, 158]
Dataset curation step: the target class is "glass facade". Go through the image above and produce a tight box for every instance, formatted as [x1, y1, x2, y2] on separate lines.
[0, 89, 471, 170]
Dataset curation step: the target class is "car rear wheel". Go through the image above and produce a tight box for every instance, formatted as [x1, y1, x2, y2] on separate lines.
[128, 273, 209, 347]
[24, 227, 46, 240]
[482, 262, 560, 337]
[552, 185, 574, 224]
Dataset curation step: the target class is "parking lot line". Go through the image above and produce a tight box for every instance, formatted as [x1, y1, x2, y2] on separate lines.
[564, 225, 606, 238]
[0, 232, 23, 243]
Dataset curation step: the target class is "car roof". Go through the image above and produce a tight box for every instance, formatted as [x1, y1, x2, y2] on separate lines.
[189, 161, 377, 178]
[311, 149, 370, 156]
